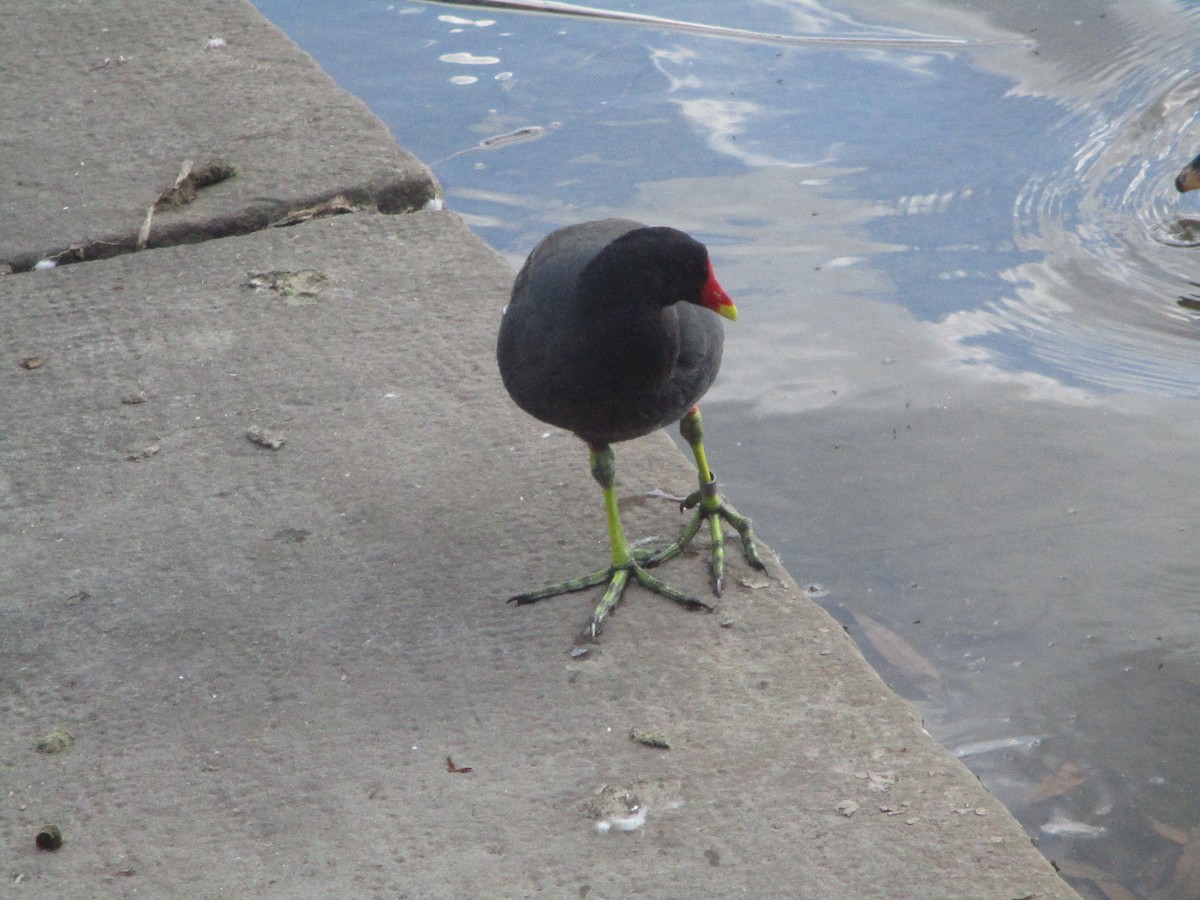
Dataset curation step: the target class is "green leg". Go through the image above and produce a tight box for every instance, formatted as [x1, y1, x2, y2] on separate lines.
[645, 406, 766, 594]
[508, 444, 711, 640]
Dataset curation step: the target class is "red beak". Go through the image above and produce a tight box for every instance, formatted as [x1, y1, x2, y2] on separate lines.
[701, 260, 738, 321]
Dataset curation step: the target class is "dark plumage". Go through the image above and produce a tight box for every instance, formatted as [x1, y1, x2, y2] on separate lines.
[497, 219, 763, 640]
[498, 219, 728, 445]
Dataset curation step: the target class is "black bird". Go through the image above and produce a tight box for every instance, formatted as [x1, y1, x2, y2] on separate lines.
[1176, 152, 1200, 192]
[497, 218, 764, 638]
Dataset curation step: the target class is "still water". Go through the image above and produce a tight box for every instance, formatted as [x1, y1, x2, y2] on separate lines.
[253, 1, 1200, 894]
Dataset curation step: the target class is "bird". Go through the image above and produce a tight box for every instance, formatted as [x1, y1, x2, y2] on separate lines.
[1176, 152, 1200, 193]
[497, 218, 765, 639]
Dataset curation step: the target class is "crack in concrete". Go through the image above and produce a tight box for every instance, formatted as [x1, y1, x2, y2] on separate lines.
[7, 175, 441, 273]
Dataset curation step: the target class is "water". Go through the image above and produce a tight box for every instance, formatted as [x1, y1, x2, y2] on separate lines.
[253, 1, 1200, 894]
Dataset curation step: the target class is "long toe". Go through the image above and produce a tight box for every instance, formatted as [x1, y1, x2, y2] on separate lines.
[719, 501, 766, 572]
[507, 566, 614, 605]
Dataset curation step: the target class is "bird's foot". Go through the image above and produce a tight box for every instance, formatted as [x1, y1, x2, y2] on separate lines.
[507, 561, 712, 640]
[644, 473, 766, 595]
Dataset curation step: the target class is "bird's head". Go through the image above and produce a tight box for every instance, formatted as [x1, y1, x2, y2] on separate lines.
[1176, 153, 1200, 193]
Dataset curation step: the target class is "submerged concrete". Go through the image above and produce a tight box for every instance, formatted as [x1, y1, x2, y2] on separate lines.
[0, 1, 1078, 896]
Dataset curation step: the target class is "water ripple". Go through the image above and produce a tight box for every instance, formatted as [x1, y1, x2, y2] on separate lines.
[968, 26, 1200, 398]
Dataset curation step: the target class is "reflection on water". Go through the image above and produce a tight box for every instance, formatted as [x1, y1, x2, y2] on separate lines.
[255, 0, 1200, 894]
[853, 0, 1200, 399]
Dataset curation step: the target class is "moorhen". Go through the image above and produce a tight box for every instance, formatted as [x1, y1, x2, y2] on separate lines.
[497, 218, 765, 638]
[1178, 152, 1200, 193]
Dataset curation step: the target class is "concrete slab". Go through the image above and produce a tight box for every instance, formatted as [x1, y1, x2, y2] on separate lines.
[0, 0, 438, 272]
[0, 1, 1078, 897]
